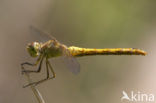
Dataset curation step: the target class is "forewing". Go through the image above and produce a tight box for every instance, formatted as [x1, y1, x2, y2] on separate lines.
[29, 25, 56, 42]
[30, 25, 80, 74]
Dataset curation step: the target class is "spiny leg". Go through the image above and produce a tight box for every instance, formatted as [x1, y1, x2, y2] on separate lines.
[34, 59, 56, 85]
[33, 59, 56, 85]
[23, 59, 49, 88]
[47, 60, 56, 78]
[21, 55, 42, 67]
[23, 58, 55, 88]
[34, 59, 56, 84]
[21, 55, 44, 74]
[46, 60, 50, 79]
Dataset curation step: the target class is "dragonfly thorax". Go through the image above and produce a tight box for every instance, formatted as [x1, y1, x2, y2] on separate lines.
[41, 40, 64, 58]
[27, 42, 41, 57]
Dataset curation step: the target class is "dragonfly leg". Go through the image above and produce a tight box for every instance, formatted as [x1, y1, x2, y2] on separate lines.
[47, 60, 56, 78]
[21, 55, 44, 74]
[46, 59, 49, 79]
[21, 55, 42, 67]
[23, 77, 54, 88]
[23, 58, 55, 88]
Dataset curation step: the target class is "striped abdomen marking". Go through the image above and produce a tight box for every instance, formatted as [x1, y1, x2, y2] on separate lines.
[68, 46, 147, 57]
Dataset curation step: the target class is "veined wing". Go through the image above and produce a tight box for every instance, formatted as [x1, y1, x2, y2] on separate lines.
[62, 48, 80, 74]
[30, 25, 80, 74]
[29, 25, 57, 42]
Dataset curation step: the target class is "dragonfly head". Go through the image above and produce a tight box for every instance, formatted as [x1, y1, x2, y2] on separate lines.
[27, 42, 41, 57]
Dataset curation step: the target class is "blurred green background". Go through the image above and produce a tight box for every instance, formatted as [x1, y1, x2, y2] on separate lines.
[0, 0, 156, 103]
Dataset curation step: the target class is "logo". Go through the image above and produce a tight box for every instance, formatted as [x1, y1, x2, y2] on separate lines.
[121, 91, 154, 102]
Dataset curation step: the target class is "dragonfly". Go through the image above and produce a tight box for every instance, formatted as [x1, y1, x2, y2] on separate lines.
[21, 26, 147, 88]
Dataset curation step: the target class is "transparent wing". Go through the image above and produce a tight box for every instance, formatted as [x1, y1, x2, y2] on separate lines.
[62, 49, 80, 75]
[30, 25, 80, 74]
[29, 25, 56, 42]
[63, 56, 80, 74]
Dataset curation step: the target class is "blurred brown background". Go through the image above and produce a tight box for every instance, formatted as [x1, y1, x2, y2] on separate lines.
[0, 0, 156, 103]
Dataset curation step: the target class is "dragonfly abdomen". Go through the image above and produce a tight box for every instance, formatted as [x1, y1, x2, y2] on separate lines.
[68, 46, 146, 57]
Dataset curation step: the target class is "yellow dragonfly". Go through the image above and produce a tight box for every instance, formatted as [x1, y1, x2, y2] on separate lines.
[21, 26, 147, 88]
